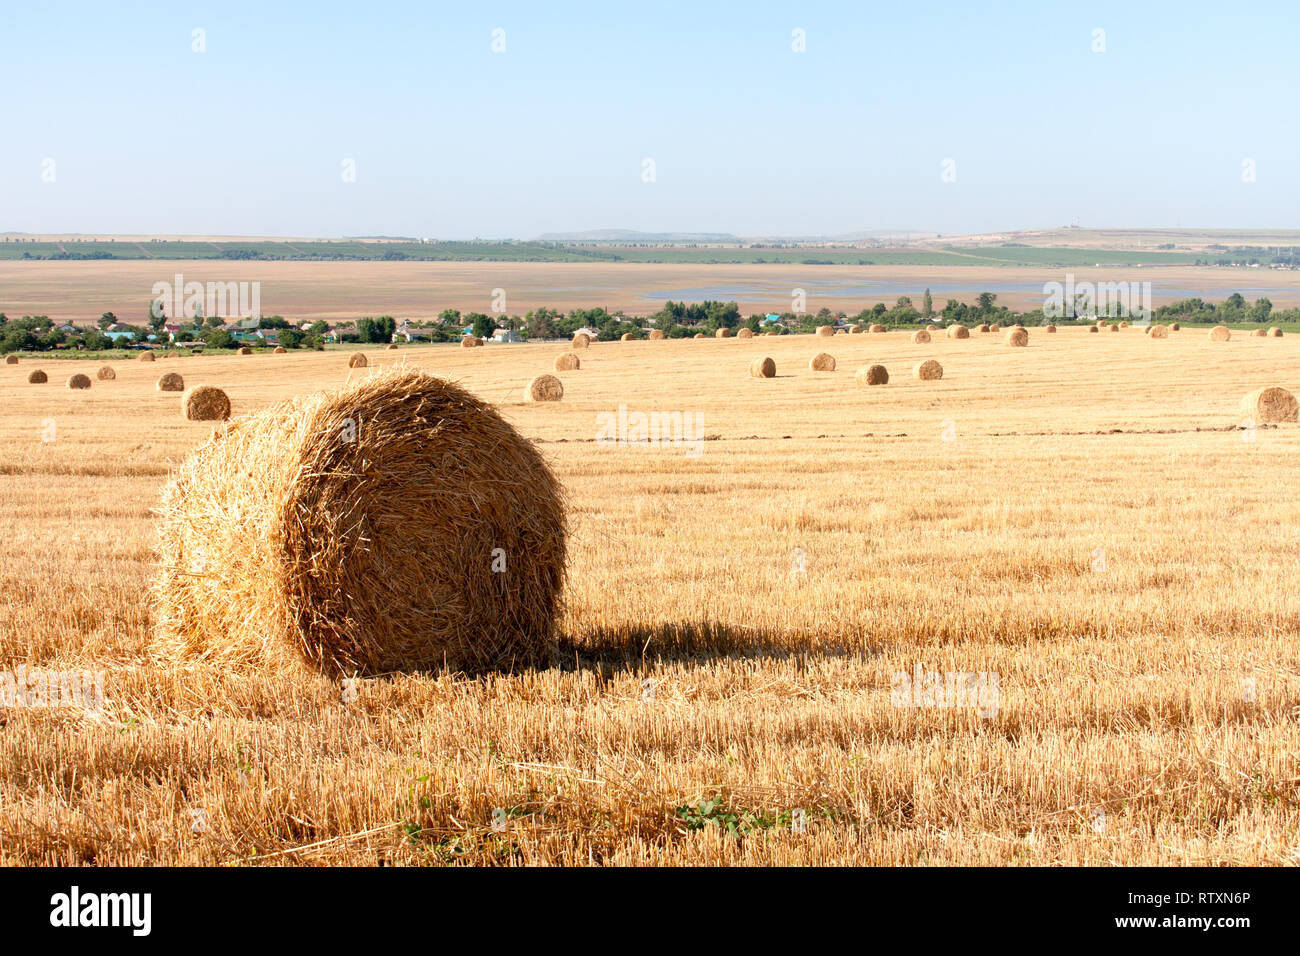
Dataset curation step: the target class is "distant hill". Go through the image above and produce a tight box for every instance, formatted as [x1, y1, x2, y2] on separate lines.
[535, 229, 743, 243]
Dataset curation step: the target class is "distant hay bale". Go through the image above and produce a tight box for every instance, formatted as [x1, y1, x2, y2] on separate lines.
[750, 356, 776, 378]
[736, 327, 754, 338]
[913, 359, 943, 381]
[152, 369, 566, 676]
[460, 336, 478, 348]
[349, 352, 369, 367]
[275, 346, 288, 354]
[1241, 386, 1299, 423]
[715, 327, 731, 338]
[1171, 322, 1180, 331]
[849, 324, 863, 334]
[1252, 328, 1267, 337]
[139, 351, 156, 362]
[809, 352, 836, 371]
[1209, 325, 1231, 341]
[946, 324, 969, 339]
[156, 372, 185, 392]
[526, 373, 564, 402]
[766, 330, 781, 336]
[572, 332, 591, 349]
[1005, 327, 1029, 347]
[1044, 324, 1057, 333]
[1149, 324, 1170, 339]
[649, 329, 665, 340]
[856, 364, 889, 386]
[816, 325, 834, 337]
[620, 332, 635, 341]
[238, 346, 253, 355]
[1088, 325, 1100, 333]
[693, 332, 706, 339]
[97, 366, 116, 380]
[66, 373, 91, 390]
[977, 324, 990, 333]
[1108, 323, 1119, 332]
[911, 330, 931, 344]
[925, 324, 938, 332]
[553, 353, 580, 371]
[1119, 321, 1130, 328]
[4, 355, 17, 365]
[182, 386, 231, 422]
[1268, 327, 1282, 337]
[870, 324, 886, 333]
[26, 370, 47, 384]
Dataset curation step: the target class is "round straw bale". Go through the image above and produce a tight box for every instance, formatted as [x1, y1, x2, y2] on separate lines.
[766, 330, 781, 336]
[386, 343, 398, 350]
[1241, 386, 1299, 423]
[97, 366, 116, 380]
[1171, 322, 1180, 331]
[349, 352, 369, 367]
[275, 346, 288, 354]
[870, 324, 886, 333]
[911, 330, 931, 344]
[926, 324, 938, 332]
[946, 324, 969, 339]
[182, 386, 231, 422]
[649, 329, 665, 340]
[1209, 325, 1231, 341]
[238, 346, 252, 355]
[913, 359, 943, 380]
[620, 332, 635, 341]
[139, 351, 156, 362]
[1268, 327, 1282, 337]
[816, 325, 834, 337]
[26, 370, 47, 384]
[1044, 324, 1056, 333]
[1108, 323, 1120, 332]
[152, 369, 566, 676]
[526, 374, 564, 402]
[849, 324, 863, 334]
[750, 357, 776, 378]
[1088, 324, 1100, 333]
[1005, 327, 1029, 347]
[553, 353, 580, 371]
[693, 332, 706, 339]
[1149, 324, 1170, 339]
[572, 332, 590, 349]
[977, 323, 990, 333]
[856, 364, 889, 386]
[1145, 326, 1152, 335]
[715, 327, 731, 338]
[1119, 321, 1130, 328]
[460, 336, 478, 348]
[66, 373, 91, 390]
[156, 372, 185, 392]
[1252, 328, 1267, 337]
[736, 327, 754, 339]
[4, 355, 17, 365]
[809, 352, 836, 371]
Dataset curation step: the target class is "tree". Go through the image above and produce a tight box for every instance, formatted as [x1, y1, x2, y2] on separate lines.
[278, 328, 304, 348]
[922, 288, 933, 317]
[977, 292, 997, 313]
[471, 313, 494, 340]
[895, 295, 913, 309]
[203, 328, 234, 349]
[1250, 298, 1273, 323]
[98, 312, 117, 329]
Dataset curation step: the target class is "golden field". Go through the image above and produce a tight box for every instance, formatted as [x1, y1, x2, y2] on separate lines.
[1, 326, 1299, 866]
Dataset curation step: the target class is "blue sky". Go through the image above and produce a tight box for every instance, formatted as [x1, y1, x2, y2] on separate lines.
[1, 0, 1295, 237]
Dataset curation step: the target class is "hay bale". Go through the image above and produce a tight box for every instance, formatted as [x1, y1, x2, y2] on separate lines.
[238, 346, 252, 355]
[572, 332, 590, 349]
[620, 332, 635, 341]
[946, 324, 969, 339]
[26, 370, 47, 384]
[349, 352, 369, 367]
[911, 330, 931, 344]
[152, 369, 566, 676]
[766, 330, 781, 336]
[693, 333, 706, 339]
[526, 374, 564, 402]
[849, 324, 863, 334]
[1269, 327, 1283, 337]
[816, 325, 834, 337]
[139, 351, 156, 362]
[715, 327, 731, 338]
[856, 364, 889, 386]
[386, 343, 398, 350]
[66, 373, 91, 390]
[1253, 328, 1268, 337]
[870, 324, 886, 333]
[1119, 321, 1130, 328]
[1005, 327, 1029, 347]
[1171, 322, 1180, 331]
[460, 336, 478, 348]
[1241, 386, 1299, 423]
[1209, 325, 1231, 341]
[1088, 325, 1100, 333]
[1044, 325, 1057, 333]
[977, 323, 990, 333]
[97, 366, 116, 380]
[3, 355, 17, 365]
[736, 328, 754, 339]
[926, 324, 938, 332]
[809, 352, 836, 371]
[275, 346, 288, 354]
[553, 353, 580, 371]
[182, 386, 231, 422]
[1149, 324, 1170, 339]
[649, 329, 665, 340]
[913, 359, 943, 381]
[750, 357, 776, 378]
[156, 372, 185, 392]
[1108, 323, 1119, 332]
